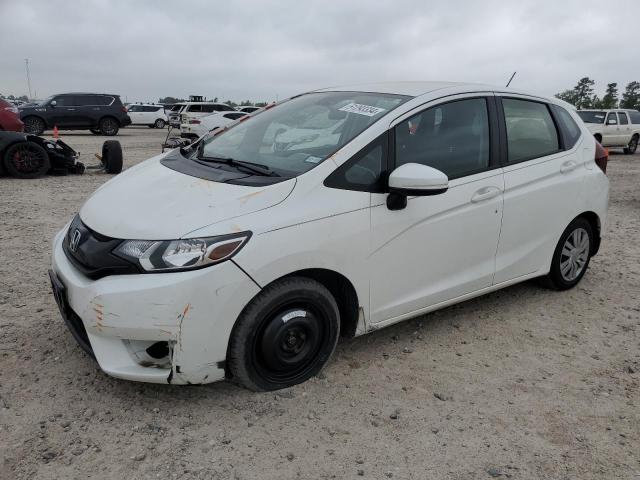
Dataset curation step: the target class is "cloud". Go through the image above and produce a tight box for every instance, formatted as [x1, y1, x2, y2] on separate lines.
[0, 0, 636, 102]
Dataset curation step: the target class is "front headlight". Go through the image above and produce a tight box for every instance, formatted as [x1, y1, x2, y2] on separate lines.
[114, 232, 251, 272]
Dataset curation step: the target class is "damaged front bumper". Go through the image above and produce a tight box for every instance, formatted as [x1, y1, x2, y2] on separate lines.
[50, 228, 260, 384]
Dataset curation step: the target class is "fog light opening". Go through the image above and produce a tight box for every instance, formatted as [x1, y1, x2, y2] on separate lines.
[146, 341, 169, 359]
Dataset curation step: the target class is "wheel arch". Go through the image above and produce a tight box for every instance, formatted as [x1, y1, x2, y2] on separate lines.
[575, 211, 601, 256]
[21, 114, 48, 128]
[98, 114, 120, 126]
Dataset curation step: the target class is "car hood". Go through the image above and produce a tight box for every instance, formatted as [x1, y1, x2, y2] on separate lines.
[80, 154, 296, 240]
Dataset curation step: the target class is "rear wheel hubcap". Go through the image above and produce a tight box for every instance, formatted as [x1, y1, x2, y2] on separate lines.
[560, 227, 589, 281]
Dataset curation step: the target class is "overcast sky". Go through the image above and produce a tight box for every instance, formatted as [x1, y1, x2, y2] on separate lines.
[0, 0, 637, 103]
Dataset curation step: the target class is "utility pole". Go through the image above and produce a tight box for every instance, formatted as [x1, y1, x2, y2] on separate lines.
[25, 58, 33, 100]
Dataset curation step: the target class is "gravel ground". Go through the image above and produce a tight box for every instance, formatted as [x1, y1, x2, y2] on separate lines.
[0, 128, 638, 480]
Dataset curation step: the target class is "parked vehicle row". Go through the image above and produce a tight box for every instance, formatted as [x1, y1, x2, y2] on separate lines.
[577, 109, 640, 153]
[49, 82, 609, 391]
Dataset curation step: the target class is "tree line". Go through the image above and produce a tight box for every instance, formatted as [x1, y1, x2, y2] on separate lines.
[556, 78, 640, 110]
[158, 96, 269, 108]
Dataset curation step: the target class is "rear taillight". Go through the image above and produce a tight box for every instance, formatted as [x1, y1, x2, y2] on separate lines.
[122, 106, 127, 113]
[189, 119, 201, 124]
[594, 141, 608, 174]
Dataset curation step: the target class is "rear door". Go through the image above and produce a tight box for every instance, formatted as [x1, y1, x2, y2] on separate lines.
[369, 94, 504, 324]
[494, 96, 585, 283]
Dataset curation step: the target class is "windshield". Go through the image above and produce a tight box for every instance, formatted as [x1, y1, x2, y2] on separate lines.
[577, 111, 606, 124]
[197, 91, 410, 177]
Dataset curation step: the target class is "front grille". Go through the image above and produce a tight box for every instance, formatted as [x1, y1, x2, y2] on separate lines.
[63, 215, 140, 280]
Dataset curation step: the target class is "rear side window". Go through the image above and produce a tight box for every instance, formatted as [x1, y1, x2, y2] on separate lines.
[395, 98, 490, 179]
[96, 96, 114, 106]
[618, 112, 629, 125]
[629, 111, 640, 124]
[550, 105, 582, 149]
[502, 98, 559, 163]
[188, 105, 202, 113]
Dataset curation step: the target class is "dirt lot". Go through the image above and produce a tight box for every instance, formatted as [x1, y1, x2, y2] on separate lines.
[0, 127, 638, 480]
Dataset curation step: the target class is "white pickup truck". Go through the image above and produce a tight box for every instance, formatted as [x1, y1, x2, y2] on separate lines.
[577, 109, 640, 154]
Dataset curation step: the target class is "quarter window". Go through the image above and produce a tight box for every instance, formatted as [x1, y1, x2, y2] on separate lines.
[395, 98, 490, 179]
[503, 99, 559, 163]
[325, 133, 387, 192]
[550, 105, 582, 149]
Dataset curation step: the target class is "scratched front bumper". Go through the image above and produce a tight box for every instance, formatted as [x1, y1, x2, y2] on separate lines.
[51, 228, 260, 384]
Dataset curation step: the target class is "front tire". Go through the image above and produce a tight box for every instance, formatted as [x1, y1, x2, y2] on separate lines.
[542, 218, 593, 290]
[23, 116, 45, 135]
[154, 119, 166, 129]
[228, 277, 340, 391]
[98, 117, 119, 136]
[623, 134, 638, 154]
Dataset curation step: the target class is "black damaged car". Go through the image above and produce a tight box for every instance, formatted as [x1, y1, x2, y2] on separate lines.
[19, 93, 131, 136]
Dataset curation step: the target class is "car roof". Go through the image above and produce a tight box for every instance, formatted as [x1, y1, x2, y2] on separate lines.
[184, 102, 231, 106]
[313, 81, 553, 100]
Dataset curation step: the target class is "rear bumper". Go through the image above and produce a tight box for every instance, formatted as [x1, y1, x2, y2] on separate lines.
[50, 226, 261, 384]
[120, 116, 132, 127]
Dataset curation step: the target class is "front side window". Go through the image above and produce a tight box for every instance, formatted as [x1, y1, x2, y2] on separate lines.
[606, 113, 618, 125]
[198, 91, 409, 177]
[550, 104, 582, 149]
[128, 105, 141, 112]
[503, 98, 559, 163]
[394, 98, 490, 179]
[54, 96, 75, 107]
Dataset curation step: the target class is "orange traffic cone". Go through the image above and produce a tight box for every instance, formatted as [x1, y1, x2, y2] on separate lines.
[53, 126, 59, 139]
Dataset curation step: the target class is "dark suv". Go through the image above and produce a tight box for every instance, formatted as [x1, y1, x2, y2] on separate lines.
[19, 93, 131, 136]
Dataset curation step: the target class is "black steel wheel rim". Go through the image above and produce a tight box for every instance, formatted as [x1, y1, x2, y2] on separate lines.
[10, 144, 47, 173]
[102, 119, 116, 134]
[24, 118, 41, 133]
[252, 303, 327, 383]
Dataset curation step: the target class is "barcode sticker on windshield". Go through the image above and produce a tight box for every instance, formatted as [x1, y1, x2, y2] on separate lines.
[338, 103, 386, 117]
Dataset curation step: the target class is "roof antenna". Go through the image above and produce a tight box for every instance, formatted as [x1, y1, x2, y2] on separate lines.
[505, 71, 516, 88]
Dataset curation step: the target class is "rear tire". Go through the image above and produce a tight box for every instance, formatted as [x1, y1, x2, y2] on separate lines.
[23, 116, 45, 135]
[154, 119, 166, 129]
[228, 277, 340, 391]
[623, 134, 638, 154]
[98, 117, 119, 136]
[3, 141, 50, 178]
[101, 140, 123, 174]
[541, 218, 593, 290]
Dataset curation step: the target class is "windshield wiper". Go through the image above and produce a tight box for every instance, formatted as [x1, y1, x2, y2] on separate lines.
[197, 154, 280, 177]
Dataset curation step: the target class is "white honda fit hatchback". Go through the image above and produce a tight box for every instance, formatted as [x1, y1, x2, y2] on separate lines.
[50, 82, 609, 390]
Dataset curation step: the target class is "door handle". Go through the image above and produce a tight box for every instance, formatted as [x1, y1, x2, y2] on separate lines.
[560, 160, 578, 173]
[471, 186, 501, 203]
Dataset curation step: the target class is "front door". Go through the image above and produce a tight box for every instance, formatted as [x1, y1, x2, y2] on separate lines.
[369, 95, 504, 324]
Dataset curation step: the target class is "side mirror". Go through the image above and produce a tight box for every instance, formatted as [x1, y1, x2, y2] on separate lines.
[387, 163, 448, 210]
[50, 100, 57, 107]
